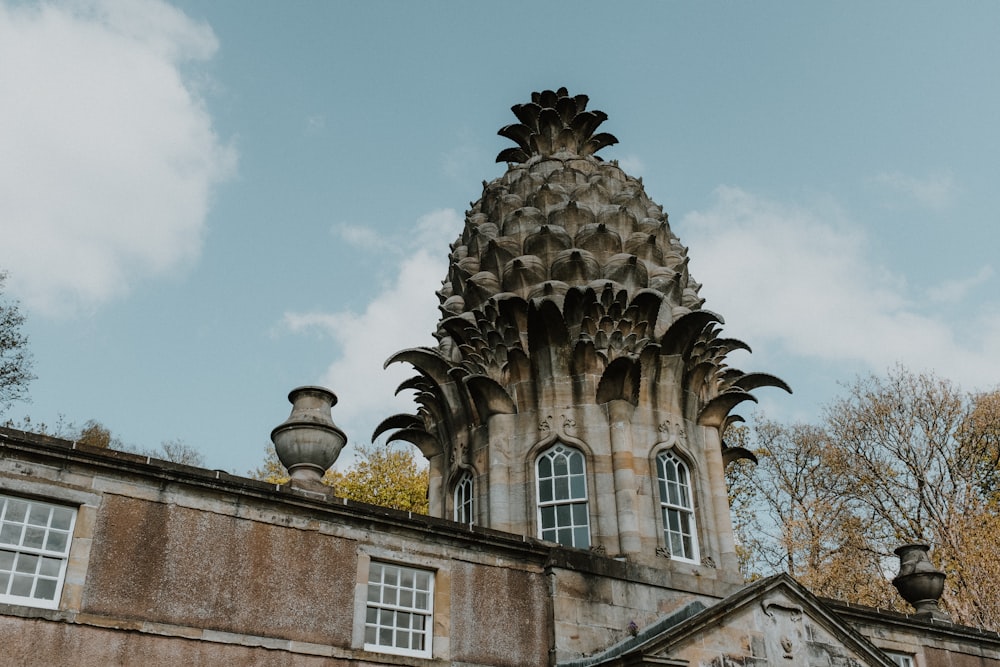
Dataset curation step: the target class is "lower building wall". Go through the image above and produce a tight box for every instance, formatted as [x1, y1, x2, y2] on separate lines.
[0, 615, 350, 667]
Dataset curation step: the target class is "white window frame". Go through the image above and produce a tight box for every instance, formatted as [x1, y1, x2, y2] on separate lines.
[453, 472, 474, 525]
[535, 443, 590, 548]
[364, 561, 434, 659]
[886, 652, 915, 667]
[656, 450, 699, 562]
[0, 493, 77, 609]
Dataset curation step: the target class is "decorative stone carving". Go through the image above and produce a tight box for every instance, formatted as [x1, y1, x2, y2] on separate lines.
[374, 89, 791, 556]
[892, 543, 950, 621]
[271, 386, 346, 485]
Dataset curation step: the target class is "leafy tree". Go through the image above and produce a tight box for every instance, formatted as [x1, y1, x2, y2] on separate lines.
[0, 271, 34, 414]
[729, 367, 1000, 629]
[76, 419, 121, 449]
[251, 442, 429, 514]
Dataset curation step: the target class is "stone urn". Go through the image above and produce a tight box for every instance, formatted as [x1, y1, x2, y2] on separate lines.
[271, 386, 347, 485]
[892, 543, 949, 621]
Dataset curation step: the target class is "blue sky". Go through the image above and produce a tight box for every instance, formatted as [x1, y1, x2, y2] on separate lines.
[2, 0, 998, 475]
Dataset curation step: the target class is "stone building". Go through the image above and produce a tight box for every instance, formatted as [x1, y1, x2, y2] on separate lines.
[2, 89, 999, 666]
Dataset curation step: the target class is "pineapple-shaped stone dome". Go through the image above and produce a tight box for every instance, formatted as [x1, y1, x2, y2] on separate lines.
[376, 88, 788, 582]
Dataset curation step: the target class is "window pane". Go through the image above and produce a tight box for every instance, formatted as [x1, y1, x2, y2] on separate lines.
[0, 523, 22, 545]
[540, 506, 555, 530]
[384, 568, 398, 587]
[538, 478, 553, 503]
[553, 454, 568, 477]
[15, 553, 38, 574]
[556, 504, 571, 526]
[667, 482, 680, 506]
[568, 452, 583, 475]
[0, 550, 14, 571]
[10, 574, 33, 597]
[557, 527, 572, 545]
[538, 456, 552, 478]
[367, 584, 380, 603]
[5, 500, 27, 522]
[45, 532, 68, 553]
[34, 578, 57, 600]
[23, 527, 45, 549]
[554, 476, 569, 499]
[572, 503, 588, 525]
[574, 527, 590, 549]
[50, 509, 73, 531]
[570, 475, 585, 499]
[400, 570, 414, 588]
[39, 557, 61, 577]
[400, 589, 413, 608]
[27, 505, 50, 527]
[0, 572, 8, 593]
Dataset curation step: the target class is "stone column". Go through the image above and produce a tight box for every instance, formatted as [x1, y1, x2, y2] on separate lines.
[608, 400, 641, 557]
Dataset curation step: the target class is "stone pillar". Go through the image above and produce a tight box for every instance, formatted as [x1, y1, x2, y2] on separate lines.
[700, 424, 740, 581]
[607, 400, 641, 557]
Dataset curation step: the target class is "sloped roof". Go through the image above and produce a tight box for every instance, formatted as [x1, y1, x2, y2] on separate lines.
[561, 573, 899, 667]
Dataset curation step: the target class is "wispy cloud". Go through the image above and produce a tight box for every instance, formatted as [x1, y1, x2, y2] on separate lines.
[332, 223, 390, 251]
[0, 0, 235, 316]
[926, 266, 994, 304]
[872, 171, 956, 210]
[282, 209, 462, 447]
[681, 186, 1000, 391]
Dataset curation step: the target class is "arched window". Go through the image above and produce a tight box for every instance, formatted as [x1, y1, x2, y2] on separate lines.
[453, 472, 474, 525]
[656, 450, 698, 561]
[535, 443, 590, 548]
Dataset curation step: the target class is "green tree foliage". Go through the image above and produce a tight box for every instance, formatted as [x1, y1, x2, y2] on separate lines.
[251, 442, 429, 514]
[728, 366, 1000, 630]
[0, 271, 34, 414]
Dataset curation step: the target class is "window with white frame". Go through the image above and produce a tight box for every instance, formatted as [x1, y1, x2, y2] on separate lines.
[656, 450, 698, 561]
[886, 652, 915, 667]
[453, 472, 474, 525]
[365, 561, 434, 658]
[0, 494, 76, 609]
[535, 443, 590, 548]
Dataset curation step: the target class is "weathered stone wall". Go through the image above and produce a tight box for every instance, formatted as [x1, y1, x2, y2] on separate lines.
[83, 494, 358, 645]
[0, 615, 348, 667]
[832, 602, 1000, 667]
[0, 430, 560, 666]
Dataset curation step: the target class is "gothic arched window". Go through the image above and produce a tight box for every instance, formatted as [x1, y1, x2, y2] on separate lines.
[656, 450, 698, 561]
[453, 472, 474, 525]
[535, 443, 590, 548]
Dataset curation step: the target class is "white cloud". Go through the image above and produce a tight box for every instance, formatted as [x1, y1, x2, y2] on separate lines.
[283, 209, 463, 447]
[0, 0, 235, 316]
[925, 266, 993, 304]
[332, 223, 389, 251]
[681, 186, 1000, 392]
[872, 171, 955, 210]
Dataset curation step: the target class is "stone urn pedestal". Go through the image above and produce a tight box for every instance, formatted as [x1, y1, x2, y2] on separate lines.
[271, 386, 347, 492]
[892, 543, 950, 622]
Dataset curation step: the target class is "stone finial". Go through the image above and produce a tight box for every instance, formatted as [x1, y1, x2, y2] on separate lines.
[496, 87, 618, 163]
[271, 386, 347, 486]
[892, 543, 951, 622]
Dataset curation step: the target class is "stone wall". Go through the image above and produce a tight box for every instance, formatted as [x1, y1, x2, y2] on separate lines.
[0, 427, 726, 666]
